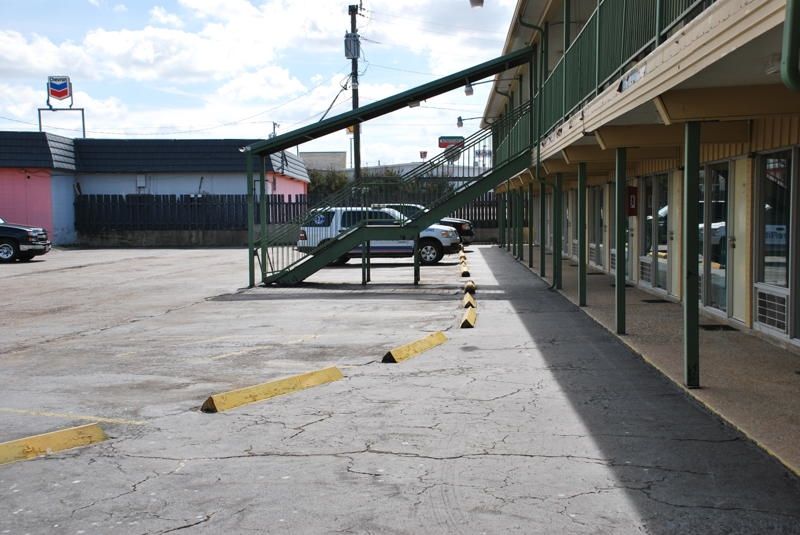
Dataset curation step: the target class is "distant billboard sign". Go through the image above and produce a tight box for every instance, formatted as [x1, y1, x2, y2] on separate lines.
[438, 136, 465, 149]
[48, 76, 71, 101]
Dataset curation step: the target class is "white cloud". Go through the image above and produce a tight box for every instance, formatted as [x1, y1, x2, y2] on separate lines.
[113, 4, 128, 13]
[87, 0, 101, 6]
[149, 6, 183, 28]
[216, 66, 305, 103]
[1, 0, 511, 164]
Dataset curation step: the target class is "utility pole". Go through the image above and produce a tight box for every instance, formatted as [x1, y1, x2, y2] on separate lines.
[346, 4, 362, 182]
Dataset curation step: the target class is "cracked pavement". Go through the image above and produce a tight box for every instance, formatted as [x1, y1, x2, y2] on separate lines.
[1, 247, 799, 534]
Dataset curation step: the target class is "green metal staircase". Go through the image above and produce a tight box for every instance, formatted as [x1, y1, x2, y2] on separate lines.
[259, 101, 531, 285]
[244, 48, 536, 286]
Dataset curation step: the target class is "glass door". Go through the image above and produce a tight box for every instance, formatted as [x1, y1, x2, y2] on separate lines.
[706, 163, 730, 312]
[589, 186, 604, 268]
[639, 174, 669, 290]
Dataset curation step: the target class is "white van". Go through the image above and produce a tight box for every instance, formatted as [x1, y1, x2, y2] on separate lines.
[297, 207, 460, 265]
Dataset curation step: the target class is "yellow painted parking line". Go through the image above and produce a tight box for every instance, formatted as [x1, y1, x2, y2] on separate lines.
[201, 367, 344, 413]
[463, 293, 477, 309]
[0, 423, 107, 466]
[382, 332, 448, 364]
[0, 408, 145, 426]
[461, 307, 477, 328]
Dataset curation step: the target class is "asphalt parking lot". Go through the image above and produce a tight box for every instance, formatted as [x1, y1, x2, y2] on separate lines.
[0, 248, 460, 442]
[2, 247, 800, 534]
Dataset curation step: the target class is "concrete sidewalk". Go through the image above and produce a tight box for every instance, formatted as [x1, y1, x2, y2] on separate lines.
[514, 243, 800, 477]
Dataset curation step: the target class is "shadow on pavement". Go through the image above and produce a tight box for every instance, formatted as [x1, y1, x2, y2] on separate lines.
[477, 246, 800, 533]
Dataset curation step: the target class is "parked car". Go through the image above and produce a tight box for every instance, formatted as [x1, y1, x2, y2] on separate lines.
[297, 207, 460, 265]
[0, 216, 51, 263]
[372, 203, 475, 245]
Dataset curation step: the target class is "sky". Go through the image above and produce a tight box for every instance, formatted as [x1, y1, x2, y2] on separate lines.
[0, 0, 516, 167]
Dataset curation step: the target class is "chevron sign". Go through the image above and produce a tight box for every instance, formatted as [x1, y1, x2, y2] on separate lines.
[48, 76, 71, 100]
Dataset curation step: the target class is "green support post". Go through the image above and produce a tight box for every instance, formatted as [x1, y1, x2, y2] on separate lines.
[366, 240, 371, 282]
[683, 122, 701, 388]
[498, 193, 506, 248]
[510, 190, 516, 257]
[517, 191, 525, 262]
[615, 148, 627, 334]
[259, 156, 267, 284]
[528, 182, 534, 267]
[413, 235, 420, 285]
[246, 151, 255, 288]
[782, 0, 800, 91]
[361, 242, 366, 285]
[518, 188, 524, 261]
[553, 173, 563, 289]
[515, 189, 521, 260]
[507, 188, 513, 253]
[539, 180, 547, 278]
[512, 190, 517, 257]
[578, 162, 587, 306]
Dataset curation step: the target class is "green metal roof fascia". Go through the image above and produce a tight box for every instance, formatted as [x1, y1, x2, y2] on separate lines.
[247, 46, 534, 156]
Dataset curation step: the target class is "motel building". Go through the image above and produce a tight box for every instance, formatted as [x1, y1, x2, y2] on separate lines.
[485, 0, 800, 354]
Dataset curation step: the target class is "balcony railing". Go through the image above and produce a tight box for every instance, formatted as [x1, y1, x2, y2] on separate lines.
[530, 0, 715, 145]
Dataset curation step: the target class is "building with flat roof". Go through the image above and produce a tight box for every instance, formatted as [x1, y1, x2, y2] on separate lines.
[0, 133, 309, 244]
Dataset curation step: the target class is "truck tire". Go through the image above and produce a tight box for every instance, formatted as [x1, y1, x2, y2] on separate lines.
[418, 238, 443, 265]
[0, 239, 18, 263]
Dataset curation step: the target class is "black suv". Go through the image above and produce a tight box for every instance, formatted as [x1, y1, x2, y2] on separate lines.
[0, 217, 51, 262]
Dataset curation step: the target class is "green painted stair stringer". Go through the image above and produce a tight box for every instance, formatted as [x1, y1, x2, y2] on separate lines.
[265, 224, 419, 285]
[407, 152, 530, 231]
[265, 152, 531, 285]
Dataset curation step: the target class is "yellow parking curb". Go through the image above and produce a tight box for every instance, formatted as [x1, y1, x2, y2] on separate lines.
[461, 307, 477, 328]
[463, 293, 477, 308]
[201, 367, 344, 413]
[460, 264, 471, 277]
[0, 423, 107, 466]
[383, 332, 448, 363]
[464, 280, 477, 294]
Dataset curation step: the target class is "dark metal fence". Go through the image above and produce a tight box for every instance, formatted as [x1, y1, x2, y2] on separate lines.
[75, 192, 498, 232]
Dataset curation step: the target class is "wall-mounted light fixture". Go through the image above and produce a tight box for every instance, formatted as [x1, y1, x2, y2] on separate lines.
[463, 77, 518, 96]
[457, 115, 498, 127]
[469, 0, 484, 7]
